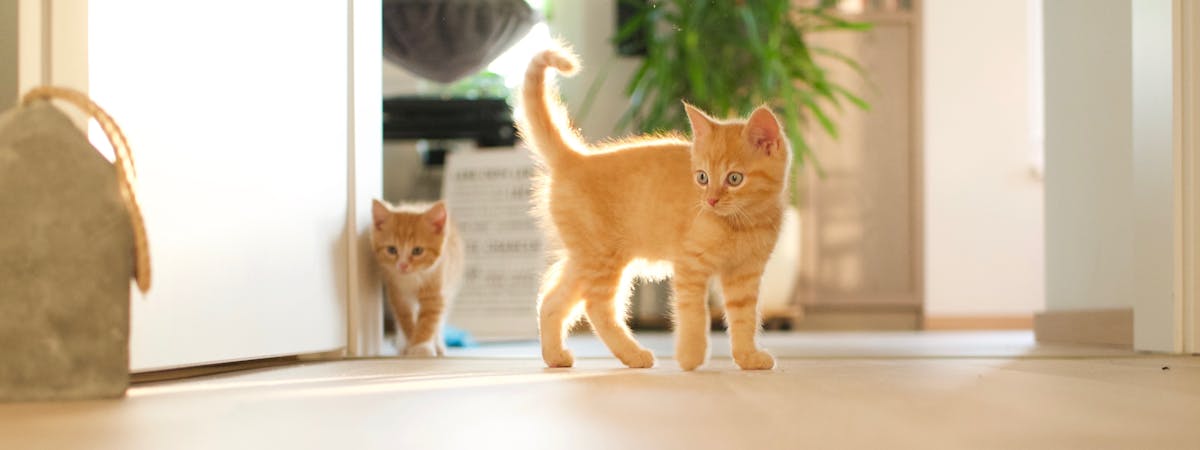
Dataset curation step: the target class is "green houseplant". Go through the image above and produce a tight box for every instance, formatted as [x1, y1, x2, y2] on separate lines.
[609, 0, 873, 324]
[614, 0, 871, 175]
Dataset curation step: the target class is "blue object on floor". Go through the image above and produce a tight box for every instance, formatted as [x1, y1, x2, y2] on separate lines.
[443, 325, 476, 348]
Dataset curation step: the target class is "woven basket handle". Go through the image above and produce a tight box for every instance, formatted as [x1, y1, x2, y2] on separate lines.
[21, 86, 151, 293]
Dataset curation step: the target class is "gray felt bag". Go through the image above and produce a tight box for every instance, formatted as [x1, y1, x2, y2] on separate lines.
[0, 87, 151, 401]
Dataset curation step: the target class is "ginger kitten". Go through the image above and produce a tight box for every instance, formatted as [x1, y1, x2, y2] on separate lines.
[371, 200, 465, 357]
[517, 47, 791, 371]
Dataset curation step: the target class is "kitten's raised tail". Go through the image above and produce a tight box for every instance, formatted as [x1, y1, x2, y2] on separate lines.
[518, 47, 584, 169]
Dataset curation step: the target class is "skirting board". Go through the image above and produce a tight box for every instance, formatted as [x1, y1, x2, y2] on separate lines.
[1033, 308, 1134, 349]
[924, 315, 1033, 330]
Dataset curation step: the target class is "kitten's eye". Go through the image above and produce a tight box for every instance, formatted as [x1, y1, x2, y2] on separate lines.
[726, 172, 744, 186]
[411, 247, 424, 256]
[386, 246, 398, 256]
[696, 171, 709, 185]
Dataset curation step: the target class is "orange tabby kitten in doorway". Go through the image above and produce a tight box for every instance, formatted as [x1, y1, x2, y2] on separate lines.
[371, 200, 464, 357]
[517, 47, 791, 371]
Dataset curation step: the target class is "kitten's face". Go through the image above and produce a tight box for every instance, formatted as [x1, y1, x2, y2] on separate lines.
[686, 105, 790, 218]
[371, 200, 448, 275]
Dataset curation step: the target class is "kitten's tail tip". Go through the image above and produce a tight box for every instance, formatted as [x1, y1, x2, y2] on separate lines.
[537, 48, 580, 77]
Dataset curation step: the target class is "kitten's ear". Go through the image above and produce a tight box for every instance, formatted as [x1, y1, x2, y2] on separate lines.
[745, 106, 783, 157]
[425, 201, 448, 234]
[684, 102, 715, 140]
[371, 199, 390, 231]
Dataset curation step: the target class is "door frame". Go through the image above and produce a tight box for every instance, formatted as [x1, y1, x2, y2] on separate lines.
[1177, 0, 1199, 354]
[345, 0, 385, 357]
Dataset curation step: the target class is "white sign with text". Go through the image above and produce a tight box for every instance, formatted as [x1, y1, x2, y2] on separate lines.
[442, 148, 545, 341]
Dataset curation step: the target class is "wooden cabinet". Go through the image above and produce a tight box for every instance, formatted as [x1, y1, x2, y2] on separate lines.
[794, 9, 924, 329]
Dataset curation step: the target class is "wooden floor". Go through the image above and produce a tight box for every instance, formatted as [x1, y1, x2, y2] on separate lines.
[2, 332, 1198, 450]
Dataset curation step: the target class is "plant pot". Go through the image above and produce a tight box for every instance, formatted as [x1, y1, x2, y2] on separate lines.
[758, 206, 802, 316]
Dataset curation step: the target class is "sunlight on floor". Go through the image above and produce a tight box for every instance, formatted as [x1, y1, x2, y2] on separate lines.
[132, 367, 619, 400]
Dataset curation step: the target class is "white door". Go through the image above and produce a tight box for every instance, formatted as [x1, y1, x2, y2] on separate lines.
[19, 1, 370, 371]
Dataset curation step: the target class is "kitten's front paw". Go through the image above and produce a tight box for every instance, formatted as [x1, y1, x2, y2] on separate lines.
[542, 348, 575, 368]
[403, 341, 437, 358]
[734, 349, 776, 370]
[676, 347, 708, 371]
[617, 348, 656, 369]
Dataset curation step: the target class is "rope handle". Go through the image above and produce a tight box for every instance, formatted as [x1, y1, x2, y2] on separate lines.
[21, 86, 151, 293]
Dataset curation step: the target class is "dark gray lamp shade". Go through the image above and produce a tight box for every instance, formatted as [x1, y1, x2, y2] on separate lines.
[383, 0, 538, 84]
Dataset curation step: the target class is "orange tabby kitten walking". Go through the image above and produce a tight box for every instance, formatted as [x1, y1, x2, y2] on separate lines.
[371, 200, 465, 357]
[518, 47, 791, 371]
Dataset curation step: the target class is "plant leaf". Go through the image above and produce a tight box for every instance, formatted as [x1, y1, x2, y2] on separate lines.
[592, 0, 871, 172]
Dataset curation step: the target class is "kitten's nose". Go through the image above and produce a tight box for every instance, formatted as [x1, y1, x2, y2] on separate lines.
[707, 198, 719, 207]
[398, 263, 410, 272]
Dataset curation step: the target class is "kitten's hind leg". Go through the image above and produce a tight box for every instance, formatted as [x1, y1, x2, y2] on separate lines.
[539, 259, 584, 368]
[580, 265, 655, 369]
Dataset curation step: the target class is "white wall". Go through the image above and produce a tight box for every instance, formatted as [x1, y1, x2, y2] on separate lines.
[1130, 0, 1178, 351]
[923, 0, 1045, 317]
[547, 0, 640, 141]
[1044, 0, 1135, 313]
[1044, 0, 1182, 352]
